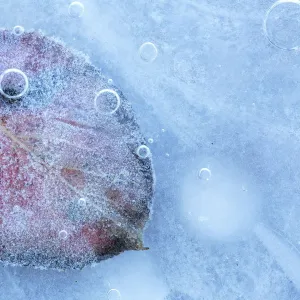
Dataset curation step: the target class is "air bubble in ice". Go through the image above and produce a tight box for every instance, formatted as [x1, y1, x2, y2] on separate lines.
[68, 1, 85, 18]
[263, 0, 300, 50]
[139, 42, 158, 62]
[78, 198, 86, 206]
[148, 138, 154, 144]
[107, 289, 121, 300]
[136, 145, 151, 159]
[59, 230, 68, 240]
[108, 79, 113, 85]
[0, 68, 29, 100]
[198, 168, 211, 181]
[94, 89, 121, 114]
[12, 25, 24, 36]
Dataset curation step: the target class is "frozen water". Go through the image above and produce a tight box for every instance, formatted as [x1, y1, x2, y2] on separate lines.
[181, 158, 260, 241]
[1, 0, 300, 299]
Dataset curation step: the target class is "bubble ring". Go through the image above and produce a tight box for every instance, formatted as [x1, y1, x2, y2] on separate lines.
[58, 230, 68, 240]
[136, 145, 151, 159]
[107, 289, 122, 300]
[12, 25, 24, 36]
[263, 0, 300, 50]
[139, 42, 158, 62]
[198, 168, 211, 181]
[68, 1, 85, 18]
[94, 89, 121, 114]
[0, 68, 29, 100]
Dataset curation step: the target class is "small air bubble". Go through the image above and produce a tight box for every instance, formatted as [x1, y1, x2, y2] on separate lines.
[198, 168, 211, 181]
[136, 145, 151, 159]
[13, 26, 24, 36]
[139, 42, 158, 62]
[0, 68, 29, 100]
[68, 1, 85, 18]
[94, 89, 121, 114]
[59, 230, 68, 240]
[165, 153, 170, 157]
[161, 128, 166, 133]
[107, 289, 121, 300]
[148, 138, 154, 144]
[108, 79, 113, 85]
[78, 198, 86, 206]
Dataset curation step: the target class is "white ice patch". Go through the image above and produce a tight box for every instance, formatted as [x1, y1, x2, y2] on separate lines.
[103, 252, 168, 300]
[181, 158, 261, 241]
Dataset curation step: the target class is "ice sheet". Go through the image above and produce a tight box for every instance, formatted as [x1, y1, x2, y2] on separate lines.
[1, 0, 300, 299]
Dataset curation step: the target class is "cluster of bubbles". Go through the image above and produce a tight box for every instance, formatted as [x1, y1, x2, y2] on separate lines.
[264, 0, 300, 50]
[0, 68, 29, 100]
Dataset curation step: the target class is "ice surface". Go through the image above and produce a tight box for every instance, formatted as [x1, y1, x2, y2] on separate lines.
[1, 0, 300, 299]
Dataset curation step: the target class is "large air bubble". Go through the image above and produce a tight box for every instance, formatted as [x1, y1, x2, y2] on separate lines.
[139, 42, 158, 62]
[94, 89, 121, 114]
[68, 1, 85, 18]
[0, 68, 29, 100]
[107, 289, 122, 300]
[264, 0, 300, 50]
[136, 145, 151, 159]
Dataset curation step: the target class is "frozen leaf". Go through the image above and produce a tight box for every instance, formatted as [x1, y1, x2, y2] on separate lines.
[0, 29, 154, 269]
